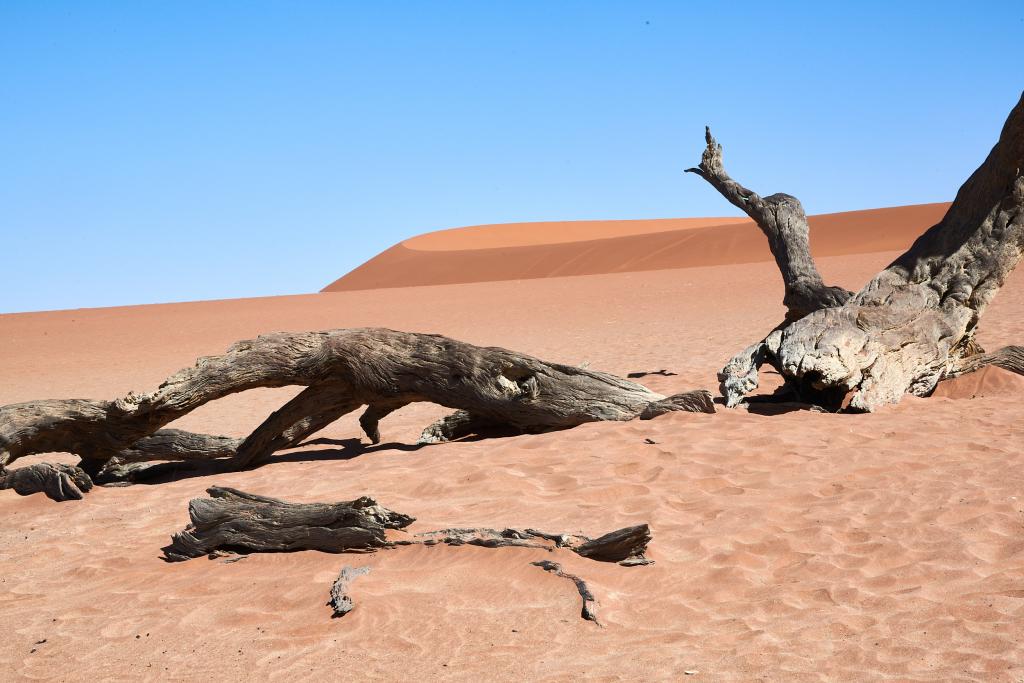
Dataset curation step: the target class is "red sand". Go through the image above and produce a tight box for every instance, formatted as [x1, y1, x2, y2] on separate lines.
[3, 206, 1024, 681]
[324, 203, 949, 291]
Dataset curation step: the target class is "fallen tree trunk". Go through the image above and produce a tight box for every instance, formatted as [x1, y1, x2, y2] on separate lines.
[691, 91, 1024, 410]
[1, 328, 713, 500]
[165, 486, 652, 624]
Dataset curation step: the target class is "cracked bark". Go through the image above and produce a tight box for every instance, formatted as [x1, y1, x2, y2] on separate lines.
[1, 328, 712, 500]
[163, 486, 652, 565]
[691, 91, 1024, 410]
[532, 560, 600, 624]
[328, 566, 372, 617]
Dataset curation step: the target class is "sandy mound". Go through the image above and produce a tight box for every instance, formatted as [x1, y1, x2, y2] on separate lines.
[324, 203, 949, 291]
[3, 247, 1023, 680]
[932, 365, 1024, 400]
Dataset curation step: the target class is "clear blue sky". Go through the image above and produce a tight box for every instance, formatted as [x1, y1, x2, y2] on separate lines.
[2, 2, 1022, 313]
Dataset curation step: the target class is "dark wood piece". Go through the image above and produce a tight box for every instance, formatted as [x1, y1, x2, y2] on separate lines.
[162, 487, 415, 561]
[532, 560, 600, 624]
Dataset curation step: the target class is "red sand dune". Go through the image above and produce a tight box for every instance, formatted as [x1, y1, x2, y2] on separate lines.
[3, 203, 1024, 681]
[325, 203, 949, 291]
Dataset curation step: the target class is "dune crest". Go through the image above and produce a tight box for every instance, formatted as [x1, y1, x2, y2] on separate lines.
[324, 203, 949, 292]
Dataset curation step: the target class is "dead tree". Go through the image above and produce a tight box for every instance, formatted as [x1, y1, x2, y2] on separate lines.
[164, 487, 651, 624]
[0, 329, 714, 500]
[689, 91, 1024, 411]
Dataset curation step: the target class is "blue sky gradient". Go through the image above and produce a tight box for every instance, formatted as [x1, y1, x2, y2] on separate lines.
[2, 2, 1022, 312]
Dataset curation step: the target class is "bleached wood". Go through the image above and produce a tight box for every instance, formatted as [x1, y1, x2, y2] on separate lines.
[694, 92, 1024, 410]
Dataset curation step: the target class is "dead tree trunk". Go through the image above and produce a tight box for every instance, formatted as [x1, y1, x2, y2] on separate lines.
[164, 486, 651, 624]
[0, 328, 713, 500]
[690, 91, 1024, 411]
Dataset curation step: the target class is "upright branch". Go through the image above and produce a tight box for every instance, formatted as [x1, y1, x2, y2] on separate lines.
[328, 566, 372, 618]
[685, 127, 851, 321]
[694, 91, 1024, 411]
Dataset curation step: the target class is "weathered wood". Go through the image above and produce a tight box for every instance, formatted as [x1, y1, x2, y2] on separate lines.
[0, 462, 93, 501]
[162, 487, 415, 561]
[695, 92, 1024, 410]
[328, 566, 371, 618]
[532, 560, 600, 624]
[1, 328, 713, 498]
[164, 486, 653, 566]
[943, 345, 1024, 381]
[417, 410, 505, 445]
[167, 487, 651, 623]
[686, 126, 852, 322]
[639, 389, 716, 419]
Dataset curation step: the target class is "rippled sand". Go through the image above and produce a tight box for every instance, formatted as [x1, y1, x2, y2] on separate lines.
[2, 246, 1023, 681]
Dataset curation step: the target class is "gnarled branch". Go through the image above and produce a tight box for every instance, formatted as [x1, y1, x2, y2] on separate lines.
[694, 92, 1024, 411]
[0, 328, 714, 499]
[686, 126, 852, 321]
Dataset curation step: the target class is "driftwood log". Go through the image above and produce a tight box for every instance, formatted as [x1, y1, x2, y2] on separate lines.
[0, 328, 714, 500]
[162, 487, 415, 561]
[164, 486, 652, 624]
[690, 91, 1024, 411]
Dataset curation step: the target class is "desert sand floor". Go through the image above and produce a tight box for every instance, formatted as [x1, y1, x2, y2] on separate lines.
[3, 251, 1024, 681]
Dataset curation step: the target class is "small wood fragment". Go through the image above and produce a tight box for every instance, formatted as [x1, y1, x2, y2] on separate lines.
[328, 566, 372, 617]
[161, 487, 415, 561]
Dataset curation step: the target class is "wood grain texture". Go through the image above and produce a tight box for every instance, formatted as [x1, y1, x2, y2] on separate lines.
[0, 328, 712, 500]
[162, 487, 415, 561]
[696, 92, 1024, 410]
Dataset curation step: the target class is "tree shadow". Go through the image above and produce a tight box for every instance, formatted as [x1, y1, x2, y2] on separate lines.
[97, 438, 426, 487]
[96, 426, 529, 488]
[714, 381, 833, 416]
